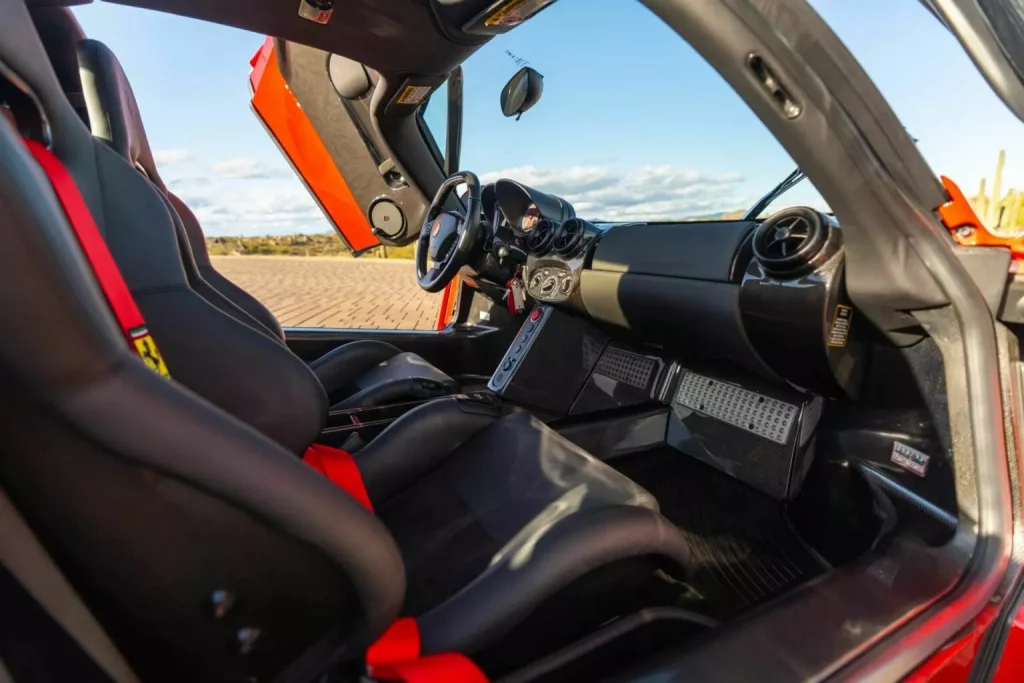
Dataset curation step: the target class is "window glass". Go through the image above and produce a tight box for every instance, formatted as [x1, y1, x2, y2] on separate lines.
[72, 4, 447, 332]
[453, 0, 827, 222]
[809, 0, 1024, 234]
[423, 80, 448, 162]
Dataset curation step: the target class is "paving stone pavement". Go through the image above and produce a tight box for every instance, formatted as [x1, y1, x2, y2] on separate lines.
[210, 256, 441, 330]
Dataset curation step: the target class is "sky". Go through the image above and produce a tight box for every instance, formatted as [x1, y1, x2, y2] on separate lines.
[74, 0, 1024, 235]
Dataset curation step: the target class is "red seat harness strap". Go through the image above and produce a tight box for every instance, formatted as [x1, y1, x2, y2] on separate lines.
[366, 618, 488, 683]
[24, 140, 171, 379]
[302, 443, 374, 512]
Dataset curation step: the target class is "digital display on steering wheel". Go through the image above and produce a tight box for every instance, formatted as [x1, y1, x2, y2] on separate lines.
[521, 204, 540, 232]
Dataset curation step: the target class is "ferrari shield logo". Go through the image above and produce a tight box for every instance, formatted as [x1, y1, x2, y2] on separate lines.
[431, 219, 441, 238]
[128, 327, 171, 379]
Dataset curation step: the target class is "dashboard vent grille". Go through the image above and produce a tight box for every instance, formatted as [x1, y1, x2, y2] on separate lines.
[752, 207, 830, 276]
[526, 219, 556, 254]
[554, 218, 585, 255]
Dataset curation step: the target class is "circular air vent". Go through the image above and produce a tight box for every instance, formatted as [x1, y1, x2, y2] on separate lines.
[553, 218, 585, 255]
[526, 219, 556, 254]
[751, 207, 830, 275]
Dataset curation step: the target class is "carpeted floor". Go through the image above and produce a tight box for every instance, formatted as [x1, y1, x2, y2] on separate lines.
[612, 448, 828, 620]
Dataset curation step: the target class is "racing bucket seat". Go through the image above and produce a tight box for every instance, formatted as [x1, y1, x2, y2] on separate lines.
[0, 5, 693, 680]
[37, 7, 459, 413]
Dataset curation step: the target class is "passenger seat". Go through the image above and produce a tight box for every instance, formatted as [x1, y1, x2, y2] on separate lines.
[69, 29, 458, 410]
[0, 9, 693, 678]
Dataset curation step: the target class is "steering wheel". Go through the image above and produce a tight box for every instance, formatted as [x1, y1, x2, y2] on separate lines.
[416, 170, 483, 293]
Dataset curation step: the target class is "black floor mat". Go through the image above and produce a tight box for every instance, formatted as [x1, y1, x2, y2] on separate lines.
[613, 448, 828, 620]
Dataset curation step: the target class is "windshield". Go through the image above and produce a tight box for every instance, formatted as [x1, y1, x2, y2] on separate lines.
[423, 0, 828, 223]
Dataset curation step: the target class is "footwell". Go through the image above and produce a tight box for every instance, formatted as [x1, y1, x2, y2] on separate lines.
[613, 448, 828, 620]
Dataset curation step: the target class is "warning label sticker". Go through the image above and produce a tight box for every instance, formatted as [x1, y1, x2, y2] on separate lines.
[827, 304, 853, 348]
[396, 85, 432, 105]
[485, 0, 557, 27]
[129, 327, 171, 379]
[891, 441, 930, 477]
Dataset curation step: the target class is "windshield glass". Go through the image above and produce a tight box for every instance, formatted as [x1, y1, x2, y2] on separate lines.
[423, 0, 828, 222]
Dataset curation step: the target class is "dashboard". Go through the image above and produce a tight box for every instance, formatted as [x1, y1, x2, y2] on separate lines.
[475, 178, 863, 402]
[473, 176, 954, 542]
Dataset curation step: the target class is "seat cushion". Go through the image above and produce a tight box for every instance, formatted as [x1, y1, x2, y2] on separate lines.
[363, 406, 691, 659]
[378, 410, 659, 612]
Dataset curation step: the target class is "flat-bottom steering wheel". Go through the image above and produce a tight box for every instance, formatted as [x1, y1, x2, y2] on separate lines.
[416, 170, 483, 293]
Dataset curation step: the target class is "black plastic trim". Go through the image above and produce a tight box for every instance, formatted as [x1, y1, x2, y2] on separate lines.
[858, 463, 959, 534]
[634, 0, 1012, 679]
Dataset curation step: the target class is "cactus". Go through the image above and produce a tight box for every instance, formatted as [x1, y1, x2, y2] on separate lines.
[969, 150, 1024, 236]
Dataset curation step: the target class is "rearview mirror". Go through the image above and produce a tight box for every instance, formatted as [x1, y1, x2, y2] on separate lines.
[500, 67, 544, 120]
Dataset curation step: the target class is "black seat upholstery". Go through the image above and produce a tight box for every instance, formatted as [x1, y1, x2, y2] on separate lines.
[74, 35, 459, 410]
[1, 4, 694, 680]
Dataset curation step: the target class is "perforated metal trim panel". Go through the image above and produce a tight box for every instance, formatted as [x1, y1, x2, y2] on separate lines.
[675, 371, 798, 445]
[594, 348, 659, 389]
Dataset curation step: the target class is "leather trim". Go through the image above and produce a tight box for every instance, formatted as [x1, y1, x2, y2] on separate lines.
[310, 339, 403, 392]
[157, 190, 283, 343]
[77, 39, 165, 192]
[416, 506, 691, 656]
[331, 376, 455, 411]
[68, 361, 406, 644]
[355, 397, 498, 504]
[167, 192, 286, 342]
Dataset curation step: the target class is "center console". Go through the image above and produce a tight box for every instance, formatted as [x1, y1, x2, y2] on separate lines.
[488, 305, 609, 414]
[488, 305, 823, 500]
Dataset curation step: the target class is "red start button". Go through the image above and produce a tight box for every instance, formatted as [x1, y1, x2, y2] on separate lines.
[530, 309, 542, 321]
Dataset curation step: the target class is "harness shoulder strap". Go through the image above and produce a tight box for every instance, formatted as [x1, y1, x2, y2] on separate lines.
[23, 140, 171, 379]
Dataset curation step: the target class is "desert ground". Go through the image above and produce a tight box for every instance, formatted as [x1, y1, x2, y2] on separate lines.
[210, 256, 441, 330]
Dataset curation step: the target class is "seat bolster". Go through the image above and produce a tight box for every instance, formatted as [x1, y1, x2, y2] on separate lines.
[157, 191, 283, 344]
[355, 397, 500, 504]
[310, 340, 404, 399]
[331, 376, 455, 411]
[166, 192, 286, 342]
[416, 505, 692, 656]
[64, 360, 407, 643]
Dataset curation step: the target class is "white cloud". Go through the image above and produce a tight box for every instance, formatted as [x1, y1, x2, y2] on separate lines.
[212, 157, 288, 180]
[172, 162, 751, 238]
[174, 185, 331, 237]
[481, 164, 749, 221]
[153, 149, 192, 165]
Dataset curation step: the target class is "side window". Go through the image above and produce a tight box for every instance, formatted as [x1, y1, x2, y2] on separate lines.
[69, 10, 451, 333]
[204, 237, 440, 331]
[422, 81, 448, 162]
[809, 0, 1023, 235]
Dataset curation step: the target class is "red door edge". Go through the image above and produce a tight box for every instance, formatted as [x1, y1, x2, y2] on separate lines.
[249, 39, 380, 254]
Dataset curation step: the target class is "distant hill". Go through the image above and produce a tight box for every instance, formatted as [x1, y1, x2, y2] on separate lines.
[206, 212, 752, 259]
[206, 234, 416, 259]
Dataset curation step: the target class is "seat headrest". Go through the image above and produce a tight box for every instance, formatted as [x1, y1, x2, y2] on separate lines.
[77, 38, 165, 190]
[29, 7, 86, 100]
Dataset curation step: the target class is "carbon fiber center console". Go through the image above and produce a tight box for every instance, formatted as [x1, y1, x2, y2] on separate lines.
[488, 305, 608, 414]
[489, 307, 822, 500]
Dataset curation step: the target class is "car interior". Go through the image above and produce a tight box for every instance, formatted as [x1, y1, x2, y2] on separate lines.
[1, 0, 1022, 682]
